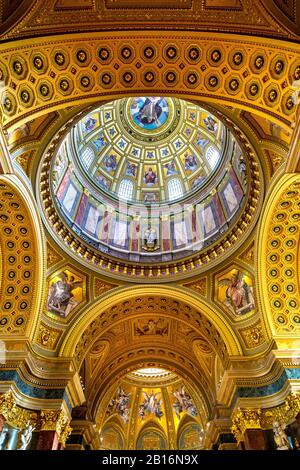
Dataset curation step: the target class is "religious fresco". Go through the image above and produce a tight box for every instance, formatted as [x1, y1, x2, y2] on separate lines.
[73, 97, 225, 204]
[106, 387, 131, 424]
[134, 318, 169, 337]
[101, 153, 119, 175]
[136, 429, 167, 450]
[178, 424, 204, 450]
[51, 97, 248, 262]
[139, 391, 164, 420]
[129, 97, 169, 131]
[82, 113, 99, 135]
[172, 385, 198, 419]
[46, 268, 85, 319]
[216, 267, 256, 317]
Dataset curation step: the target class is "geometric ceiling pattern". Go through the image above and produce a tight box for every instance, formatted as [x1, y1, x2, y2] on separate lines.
[0, 32, 299, 130]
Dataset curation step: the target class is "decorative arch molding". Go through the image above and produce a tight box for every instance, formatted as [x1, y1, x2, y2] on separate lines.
[256, 172, 300, 341]
[88, 347, 214, 421]
[59, 285, 244, 359]
[0, 174, 46, 340]
[0, 32, 298, 131]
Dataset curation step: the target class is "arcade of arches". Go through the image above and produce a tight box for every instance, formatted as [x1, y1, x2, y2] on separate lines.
[0, 0, 300, 452]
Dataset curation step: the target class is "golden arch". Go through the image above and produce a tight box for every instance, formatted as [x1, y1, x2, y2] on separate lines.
[1, 31, 298, 130]
[59, 285, 243, 358]
[0, 174, 46, 340]
[256, 172, 300, 340]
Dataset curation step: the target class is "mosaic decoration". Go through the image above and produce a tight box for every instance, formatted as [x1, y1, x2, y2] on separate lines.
[139, 391, 164, 420]
[178, 424, 204, 450]
[129, 97, 170, 131]
[46, 97, 252, 267]
[216, 268, 255, 317]
[172, 385, 198, 419]
[46, 268, 84, 319]
[106, 387, 131, 424]
[136, 429, 167, 450]
[74, 97, 223, 203]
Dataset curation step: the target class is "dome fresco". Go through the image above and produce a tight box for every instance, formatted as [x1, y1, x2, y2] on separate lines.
[50, 97, 248, 263]
[74, 97, 224, 204]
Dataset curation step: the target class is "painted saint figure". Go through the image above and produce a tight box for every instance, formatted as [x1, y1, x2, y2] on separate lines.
[47, 272, 82, 317]
[218, 271, 255, 315]
[137, 97, 163, 126]
[144, 168, 157, 186]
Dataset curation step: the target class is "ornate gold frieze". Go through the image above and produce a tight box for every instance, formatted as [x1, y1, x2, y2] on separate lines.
[240, 323, 265, 349]
[0, 392, 37, 429]
[36, 323, 61, 350]
[40, 409, 72, 445]
[184, 278, 207, 296]
[231, 392, 300, 442]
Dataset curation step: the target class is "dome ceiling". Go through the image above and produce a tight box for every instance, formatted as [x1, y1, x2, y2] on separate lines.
[38, 96, 262, 279]
[73, 97, 224, 204]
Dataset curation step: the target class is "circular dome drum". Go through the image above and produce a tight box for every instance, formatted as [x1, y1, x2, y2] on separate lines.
[38, 97, 262, 280]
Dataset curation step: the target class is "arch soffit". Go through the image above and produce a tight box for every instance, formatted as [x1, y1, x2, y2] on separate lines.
[0, 32, 298, 131]
[59, 286, 244, 359]
[256, 172, 300, 339]
[0, 174, 46, 340]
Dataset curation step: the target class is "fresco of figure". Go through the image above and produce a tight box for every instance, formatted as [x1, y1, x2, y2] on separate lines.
[47, 272, 83, 317]
[144, 168, 157, 186]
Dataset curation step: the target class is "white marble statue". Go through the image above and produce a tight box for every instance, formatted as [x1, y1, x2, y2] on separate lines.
[18, 422, 35, 450]
[273, 421, 290, 450]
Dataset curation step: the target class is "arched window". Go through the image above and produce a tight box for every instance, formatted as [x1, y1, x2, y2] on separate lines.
[206, 146, 220, 169]
[81, 147, 94, 169]
[118, 179, 134, 200]
[168, 178, 183, 201]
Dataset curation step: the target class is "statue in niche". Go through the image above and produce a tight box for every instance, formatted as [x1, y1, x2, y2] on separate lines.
[0, 425, 9, 450]
[143, 226, 159, 252]
[273, 421, 291, 450]
[18, 422, 35, 450]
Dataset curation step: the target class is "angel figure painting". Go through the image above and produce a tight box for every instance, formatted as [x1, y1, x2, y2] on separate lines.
[139, 391, 164, 420]
[47, 270, 84, 318]
[217, 268, 255, 316]
[106, 387, 131, 424]
[172, 385, 198, 419]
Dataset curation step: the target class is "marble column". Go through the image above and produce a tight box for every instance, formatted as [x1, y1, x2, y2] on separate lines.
[243, 428, 266, 450]
[36, 430, 59, 450]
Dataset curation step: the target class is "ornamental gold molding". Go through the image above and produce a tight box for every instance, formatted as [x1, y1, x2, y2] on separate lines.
[231, 408, 262, 442]
[0, 392, 37, 429]
[256, 174, 300, 339]
[38, 107, 263, 282]
[231, 392, 300, 442]
[0, 32, 298, 132]
[0, 174, 46, 342]
[40, 409, 72, 445]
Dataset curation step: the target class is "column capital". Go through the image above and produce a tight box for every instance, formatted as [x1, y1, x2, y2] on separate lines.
[40, 409, 72, 446]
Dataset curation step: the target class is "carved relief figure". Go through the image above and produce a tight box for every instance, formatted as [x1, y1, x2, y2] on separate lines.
[143, 226, 159, 251]
[18, 422, 35, 450]
[273, 421, 291, 450]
